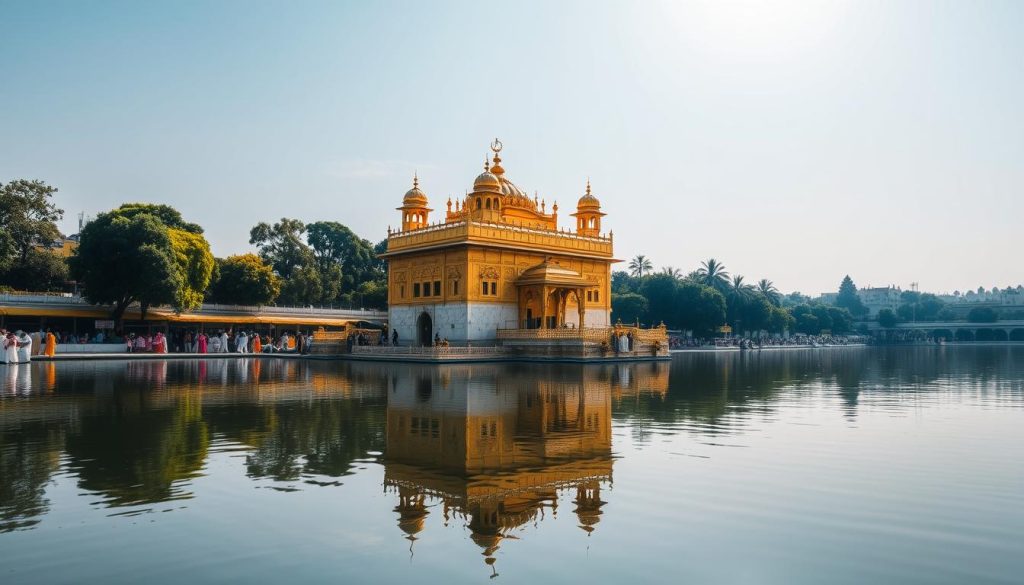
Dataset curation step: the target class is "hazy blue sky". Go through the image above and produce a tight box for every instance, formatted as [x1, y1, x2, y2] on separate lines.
[2, 0, 1022, 295]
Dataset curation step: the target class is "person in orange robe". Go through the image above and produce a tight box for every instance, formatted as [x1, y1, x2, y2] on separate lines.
[44, 329, 57, 357]
[253, 334, 262, 353]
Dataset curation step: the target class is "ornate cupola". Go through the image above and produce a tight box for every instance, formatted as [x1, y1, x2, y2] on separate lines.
[397, 173, 432, 231]
[469, 155, 502, 221]
[572, 180, 605, 237]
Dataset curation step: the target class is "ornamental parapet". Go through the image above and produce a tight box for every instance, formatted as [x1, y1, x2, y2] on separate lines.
[385, 219, 613, 258]
[496, 327, 613, 342]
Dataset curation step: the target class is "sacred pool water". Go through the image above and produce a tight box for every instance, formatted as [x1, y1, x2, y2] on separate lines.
[1, 347, 1022, 584]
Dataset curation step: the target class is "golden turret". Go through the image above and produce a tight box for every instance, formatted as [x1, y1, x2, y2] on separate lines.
[572, 179, 605, 237]
[397, 173, 431, 231]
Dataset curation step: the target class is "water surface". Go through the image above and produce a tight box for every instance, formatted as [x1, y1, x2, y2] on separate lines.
[1, 347, 1022, 583]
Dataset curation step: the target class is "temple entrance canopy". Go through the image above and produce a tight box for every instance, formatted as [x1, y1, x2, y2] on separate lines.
[515, 259, 590, 329]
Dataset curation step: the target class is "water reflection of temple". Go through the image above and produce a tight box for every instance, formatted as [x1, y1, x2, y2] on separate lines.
[382, 365, 612, 574]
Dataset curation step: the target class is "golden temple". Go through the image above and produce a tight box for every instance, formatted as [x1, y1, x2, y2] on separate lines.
[382, 140, 617, 346]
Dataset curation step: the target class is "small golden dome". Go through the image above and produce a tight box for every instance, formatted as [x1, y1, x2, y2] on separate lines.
[403, 174, 428, 205]
[469, 155, 500, 195]
[577, 179, 601, 209]
[474, 171, 500, 191]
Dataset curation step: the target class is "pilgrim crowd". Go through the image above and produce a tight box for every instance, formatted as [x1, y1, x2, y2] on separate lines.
[0, 326, 315, 361]
[125, 330, 315, 354]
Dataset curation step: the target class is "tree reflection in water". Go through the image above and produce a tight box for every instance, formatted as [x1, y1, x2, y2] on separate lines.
[1, 346, 1023, 545]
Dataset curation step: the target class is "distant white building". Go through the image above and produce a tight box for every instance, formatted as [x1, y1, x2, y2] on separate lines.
[858, 286, 901, 317]
[818, 286, 900, 318]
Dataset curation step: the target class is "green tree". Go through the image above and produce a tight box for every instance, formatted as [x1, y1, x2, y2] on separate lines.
[659, 266, 683, 279]
[897, 291, 945, 321]
[250, 218, 314, 278]
[827, 307, 854, 334]
[726, 274, 755, 329]
[877, 308, 899, 328]
[675, 282, 727, 336]
[249, 218, 324, 305]
[279, 263, 324, 306]
[2, 248, 68, 291]
[756, 279, 781, 306]
[208, 254, 281, 306]
[612, 292, 648, 324]
[967, 307, 998, 323]
[835, 275, 868, 317]
[790, 304, 820, 334]
[738, 296, 774, 333]
[0, 179, 64, 275]
[769, 305, 795, 333]
[306, 221, 380, 293]
[348, 278, 388, 309]
[612, 270, 640, 294]
[628, 255, 653, 279]
[640, 273, 678, 324]
[110, 203, 203, 234]
[69, 212, 180, 324]
[167, 228, 215, 312]
[695, 258, 730, 293]
[810, 305, 834, 332]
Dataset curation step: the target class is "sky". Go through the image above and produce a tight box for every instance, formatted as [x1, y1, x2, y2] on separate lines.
[2, 0, 1022, 295]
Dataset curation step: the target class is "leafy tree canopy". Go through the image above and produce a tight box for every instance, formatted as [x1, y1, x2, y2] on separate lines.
[166, 228, 215, 311]
[0, 179, 64, 270]
[208, 254, 281, 306]
[877, 308, 899, 328]
[250, 218, 314, 278]
[69, 212, 180, 322]
[835, 275, 868, 317]
[612, 292, 648, 325]
[112, 203, 203, 234]
[967, 306, 999, 323]
[675, 282, 727, 336]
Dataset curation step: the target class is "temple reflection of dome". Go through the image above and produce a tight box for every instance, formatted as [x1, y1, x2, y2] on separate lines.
[382, 365, 613, 573]
[393, 485, 429, 542]
[573, 482, 606, 535]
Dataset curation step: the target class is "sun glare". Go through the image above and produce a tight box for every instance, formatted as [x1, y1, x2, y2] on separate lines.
[658, 0, 848, 60]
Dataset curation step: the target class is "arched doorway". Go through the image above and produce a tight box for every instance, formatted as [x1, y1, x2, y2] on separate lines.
[416, 312, 432, 347]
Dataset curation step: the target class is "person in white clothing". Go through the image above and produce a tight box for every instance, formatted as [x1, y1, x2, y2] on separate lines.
[3, 331, 18, 364]
[15, 330, 33, 363]
[220, 331, 229, 353]
[236, 332, 248, 354]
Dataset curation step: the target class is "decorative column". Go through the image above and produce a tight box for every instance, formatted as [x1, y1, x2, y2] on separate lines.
[540, 286, 549, 329]
[577, 288, 586, 329]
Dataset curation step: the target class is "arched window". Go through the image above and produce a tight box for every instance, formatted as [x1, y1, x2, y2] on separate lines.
[485, 199, 491, 209]
[476, 198, 482, 210]
[494, 200, 500, 210]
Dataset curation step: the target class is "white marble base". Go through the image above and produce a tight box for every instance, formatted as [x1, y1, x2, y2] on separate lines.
[389, 302, 519, 345]
[564, 308, 611, 328]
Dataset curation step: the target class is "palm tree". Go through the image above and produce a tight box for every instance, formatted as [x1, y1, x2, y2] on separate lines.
[756, 279, 781, 305]
[696, 258, 729, 292]
[728, 275, 755, 302]
[659, 266, 682, 280]
[629, 255, 653, 279]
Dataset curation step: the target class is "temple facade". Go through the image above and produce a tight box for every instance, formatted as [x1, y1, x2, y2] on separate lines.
[382, 140, 616, 346]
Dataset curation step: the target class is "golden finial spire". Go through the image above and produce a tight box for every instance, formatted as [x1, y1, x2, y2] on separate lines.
[490, 138, 504, 175]
[484, 155, 490, 172]
[413, 171, 419, 189]
[586, 178, 591, 196]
